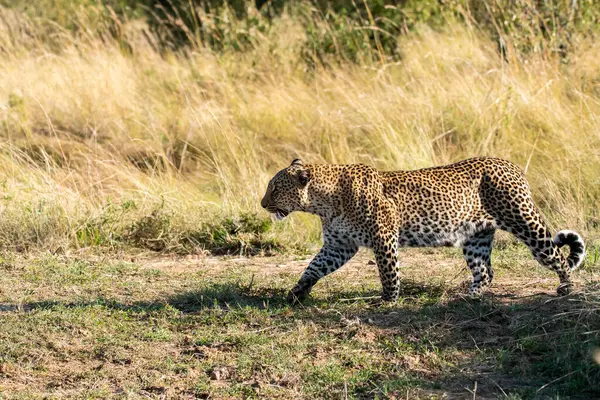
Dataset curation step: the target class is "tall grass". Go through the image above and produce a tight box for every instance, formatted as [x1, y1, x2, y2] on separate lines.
[0, 4, 599, 254]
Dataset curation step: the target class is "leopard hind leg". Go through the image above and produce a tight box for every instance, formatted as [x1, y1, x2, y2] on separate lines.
[462, 228, 495, 297]
[494, 205, 581, 296]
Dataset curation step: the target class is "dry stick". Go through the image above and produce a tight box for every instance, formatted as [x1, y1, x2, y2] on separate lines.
[246, 273, 255, 291]
[455, 309, 501, 327]
[464, 381, 478, 400]
[245, 323, 291, 335]
[338, 295, 381, 302]
[487, 377, 509, 398]
[537, 370, 579, 393]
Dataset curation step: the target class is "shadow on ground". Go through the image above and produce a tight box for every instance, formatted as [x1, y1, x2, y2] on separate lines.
[164, 280, 600, 398]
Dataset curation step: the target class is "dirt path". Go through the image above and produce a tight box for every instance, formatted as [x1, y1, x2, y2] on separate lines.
[130, 247, 594, 299]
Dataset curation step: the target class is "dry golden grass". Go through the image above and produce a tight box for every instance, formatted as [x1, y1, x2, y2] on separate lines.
[0, 9, 598, 252]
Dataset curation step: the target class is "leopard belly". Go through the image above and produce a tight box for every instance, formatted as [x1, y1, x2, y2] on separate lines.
[398, 221, 494, 248]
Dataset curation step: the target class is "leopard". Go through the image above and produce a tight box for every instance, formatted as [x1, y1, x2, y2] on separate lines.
[260, 158, 586, 303]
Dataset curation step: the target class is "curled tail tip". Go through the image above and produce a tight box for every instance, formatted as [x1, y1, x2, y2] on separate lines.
[554, 230, 586, 270]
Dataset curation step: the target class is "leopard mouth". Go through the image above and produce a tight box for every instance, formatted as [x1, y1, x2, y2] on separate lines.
[270, 208, 289, 220]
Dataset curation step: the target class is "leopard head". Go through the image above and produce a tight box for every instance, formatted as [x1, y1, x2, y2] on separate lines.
[261, 159, 311, 220]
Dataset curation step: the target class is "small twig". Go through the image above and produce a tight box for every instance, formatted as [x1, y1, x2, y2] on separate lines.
[465, 381, 478, 399]
[338, 295, 381, 302]
[537, 370, 578, 393]
[487, 377, 509, 398]
[510, 292, 548, 299]
[246, 273, 255, 291]
[468, 333, 482, 352]
[455, 309, 500, 327]
[245, 323, 292, 335]
[450, 265, 468, 283]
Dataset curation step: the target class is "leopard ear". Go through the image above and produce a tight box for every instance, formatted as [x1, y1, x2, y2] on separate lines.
[297, 168, 311, 187]
[291, 158, 303, 167]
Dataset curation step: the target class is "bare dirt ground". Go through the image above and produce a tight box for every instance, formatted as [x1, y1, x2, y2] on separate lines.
[133, 247, 588, 299]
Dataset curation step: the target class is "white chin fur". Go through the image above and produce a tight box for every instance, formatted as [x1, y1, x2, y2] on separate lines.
[275, 211, 286, 220]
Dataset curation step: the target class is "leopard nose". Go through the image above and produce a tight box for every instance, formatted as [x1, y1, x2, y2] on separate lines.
[260, 197, 268, 209]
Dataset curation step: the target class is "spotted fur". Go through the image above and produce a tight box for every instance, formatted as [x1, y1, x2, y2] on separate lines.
[260, 158, 586, 303]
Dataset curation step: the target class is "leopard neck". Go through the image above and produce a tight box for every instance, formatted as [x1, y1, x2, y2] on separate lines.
[302, 164, 347, 219]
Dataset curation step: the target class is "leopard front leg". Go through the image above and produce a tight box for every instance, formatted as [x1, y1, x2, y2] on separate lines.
[287, 243, 358, 304]
[373, 234, 401, 302]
